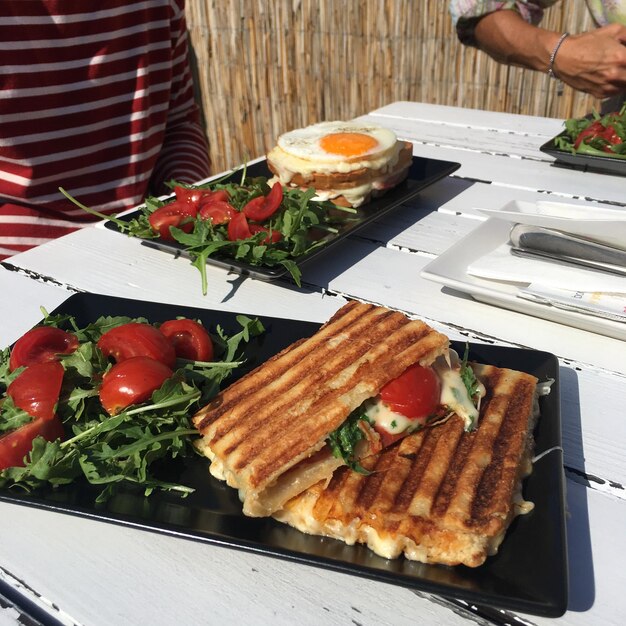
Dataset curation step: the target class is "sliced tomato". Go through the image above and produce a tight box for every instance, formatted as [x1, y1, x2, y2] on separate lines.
[149, 201, 198, 240]
[227, 211, 252, 241]
[249, 224, 282, 244]
[174, 186, 230, 208]
[99, 356, 173, 415]
[379, 364, 441, 421]
[197, 189, 230, 207]
[198, 200, 237, 225]
[159, 319, 214, 361]
[9, 326, 78, 371]
[377, 429, 405, 449]
[574, 120, 623, 150]
[7, 361, 65, 421]
[97, 323, 176, 368]
[0, 416, 64, 470]
[242, 182, 283, 221]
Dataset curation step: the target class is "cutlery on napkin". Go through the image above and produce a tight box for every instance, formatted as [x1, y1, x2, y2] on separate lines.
[510, 224, 626, 271]
[466, 219, 626, 322]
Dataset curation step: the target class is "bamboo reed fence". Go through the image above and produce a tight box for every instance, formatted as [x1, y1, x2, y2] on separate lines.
[185, 0, 599, 173]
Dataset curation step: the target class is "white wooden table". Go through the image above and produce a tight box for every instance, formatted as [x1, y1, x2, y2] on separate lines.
[1, 102, 625, 626]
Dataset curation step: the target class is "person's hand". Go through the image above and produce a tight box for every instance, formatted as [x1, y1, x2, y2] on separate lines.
[554, 24, 626, 98]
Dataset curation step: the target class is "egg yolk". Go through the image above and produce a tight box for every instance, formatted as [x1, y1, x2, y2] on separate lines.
[319, 132, 379, 157]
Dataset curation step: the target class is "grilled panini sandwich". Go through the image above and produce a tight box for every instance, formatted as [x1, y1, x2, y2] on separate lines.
[192, 301, 449, 517]
[275, 363, 539, 567]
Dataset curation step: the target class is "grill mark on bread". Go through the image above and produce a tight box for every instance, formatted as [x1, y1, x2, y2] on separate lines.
[244, 326, 447, 489]
[223, 308, 403, 461]
[470, 375, 536, 527]
[193, 301, 371, 432]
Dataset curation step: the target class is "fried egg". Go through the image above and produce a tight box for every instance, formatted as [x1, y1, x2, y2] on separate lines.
[277, 121, 397, 164]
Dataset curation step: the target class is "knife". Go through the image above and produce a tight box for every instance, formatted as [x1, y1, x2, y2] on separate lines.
[510, 246, 626, 277]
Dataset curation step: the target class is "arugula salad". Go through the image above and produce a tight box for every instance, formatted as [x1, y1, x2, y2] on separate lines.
[554, 103, 626, 159]
[62, 166, 355, 293]
[0, 309, 263, 503]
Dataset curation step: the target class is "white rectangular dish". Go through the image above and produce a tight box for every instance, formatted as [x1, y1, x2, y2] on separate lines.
[420, 217, 626, 341]
[476, 200, 626, 249]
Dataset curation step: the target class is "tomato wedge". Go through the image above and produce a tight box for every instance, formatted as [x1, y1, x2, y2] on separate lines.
[227, 211, 252, 241]
[249, 224, 282, 244]
[0, 416, 64, 470]
[198, 200, 237, 225]
[99, 356, 173, 415]
[159, 319, 214, 361]
[198, 189, 230, 207]
[242, 182, 283, 221]
[97, 323, 176, 368]
[149, 201, 198, 240]
[7, 361, 65, 421]
[379, 364, 440, 421]
[9, 326, 78, 371]
[574, 120, 624, 151]
[174, 186, 229, 208]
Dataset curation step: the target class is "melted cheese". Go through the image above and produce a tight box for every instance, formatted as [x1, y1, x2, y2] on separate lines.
[362, 353, 486, 435]
[364, 400, 416, 434]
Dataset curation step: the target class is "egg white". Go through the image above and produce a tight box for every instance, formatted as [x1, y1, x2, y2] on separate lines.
[276, 121, 397, 163]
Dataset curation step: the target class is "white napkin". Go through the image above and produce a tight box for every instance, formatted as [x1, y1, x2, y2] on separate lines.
[467, 243, 626, 293]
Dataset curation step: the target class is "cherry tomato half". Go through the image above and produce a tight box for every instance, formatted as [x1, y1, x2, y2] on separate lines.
[99, 356, 173, 415]
[198, 200, 237, 225]
[0, 416, 64, 470]
[9, 326, 78, 371]
[249, 224, 282, 244]
[197, 189, 230, 207]
[175, 186, 229, 208]
[227, 211, 252, 241]
[149, 201, 198, 241]
[97, 323, 176, 368]
[7, 361, 65, 421]
[159, 319, 214, 361]
[379, 364, 440, 421]
[242, 182, 283, 221]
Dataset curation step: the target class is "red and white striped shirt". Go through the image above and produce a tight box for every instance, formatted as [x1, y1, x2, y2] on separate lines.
[0, 0, 210, 260]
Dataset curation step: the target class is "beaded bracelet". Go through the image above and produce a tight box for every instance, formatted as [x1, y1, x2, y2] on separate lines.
[547, 32, 569, 79]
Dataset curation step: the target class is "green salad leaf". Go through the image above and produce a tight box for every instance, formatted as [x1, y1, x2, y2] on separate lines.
[327, 410, 374, 474]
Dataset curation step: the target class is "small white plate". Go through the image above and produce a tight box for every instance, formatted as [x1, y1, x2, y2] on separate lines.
[420, 218, 626, 341]
[476, 200, 626, 250]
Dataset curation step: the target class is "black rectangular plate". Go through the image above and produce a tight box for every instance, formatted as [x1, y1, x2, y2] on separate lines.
[104, 157, 460, 280]
[0, 293, 567, 617]
[540, 132, 626, 176]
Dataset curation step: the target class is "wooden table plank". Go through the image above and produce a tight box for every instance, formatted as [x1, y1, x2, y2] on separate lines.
[0, 476, 620, 626]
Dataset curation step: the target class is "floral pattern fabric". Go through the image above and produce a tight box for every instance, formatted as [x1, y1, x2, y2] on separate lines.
[449, 1, 626, 44]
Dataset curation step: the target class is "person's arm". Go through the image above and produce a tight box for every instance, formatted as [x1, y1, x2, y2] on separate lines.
[149, 3, 211, 195]
[473, 9, 626, 98]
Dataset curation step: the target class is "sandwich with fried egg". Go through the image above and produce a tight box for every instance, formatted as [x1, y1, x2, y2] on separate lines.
[192, 301, 482, 517]
[266, 121, 412, 208]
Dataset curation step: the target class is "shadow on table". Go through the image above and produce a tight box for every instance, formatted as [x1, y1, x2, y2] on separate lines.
[356, 175, 475, 243]
[558, 365, 595, 613]
[297, 176, 474, 290]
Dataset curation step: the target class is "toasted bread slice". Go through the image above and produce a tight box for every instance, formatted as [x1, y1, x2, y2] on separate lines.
[192, 301, 449, 516]
[275, 364, 539, 567]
